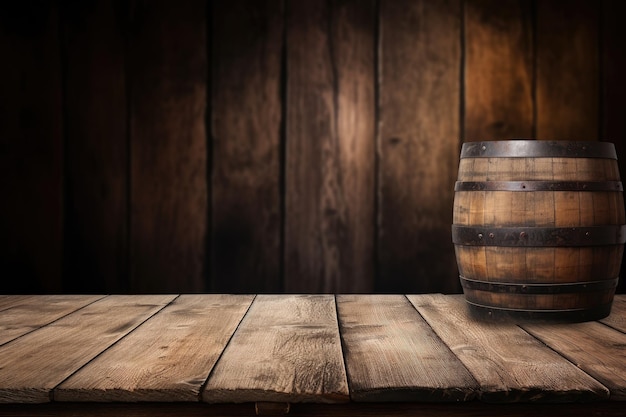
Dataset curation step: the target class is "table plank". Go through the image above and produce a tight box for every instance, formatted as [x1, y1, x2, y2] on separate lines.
[202, 294, 349, 403]
[407, 294, 608, 402]
[337, 295, 477, 401]
[54, 294, 254, 402]
[0, 295, 175, 403]
[0, 296, 37, 312]
[601, 295, 626, 333]
[521, 321, 626, 400]
[0, 295, 104, 346]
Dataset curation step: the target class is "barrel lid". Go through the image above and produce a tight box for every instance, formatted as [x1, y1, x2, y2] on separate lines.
[460, 140, 617, 159]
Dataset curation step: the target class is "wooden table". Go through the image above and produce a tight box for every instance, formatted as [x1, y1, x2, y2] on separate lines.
[0, 294, 625, 417]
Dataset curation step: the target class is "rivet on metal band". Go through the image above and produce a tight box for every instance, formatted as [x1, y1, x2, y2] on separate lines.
[451, 225, 626, 246]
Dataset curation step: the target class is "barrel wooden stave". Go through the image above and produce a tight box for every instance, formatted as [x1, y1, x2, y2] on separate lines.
[462, 289, 614, 310]
[455, 246, 623, 283]
[454, 191, 625, 227]
[457, 157, 620, 182]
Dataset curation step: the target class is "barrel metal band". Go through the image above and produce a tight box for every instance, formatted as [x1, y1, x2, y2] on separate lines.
[451, 225, 626, 246]
[460, 140, 617, 159]
[464, 299, 613, 322]
[460, 276, 619, 294]
[454, 181, 623, 192]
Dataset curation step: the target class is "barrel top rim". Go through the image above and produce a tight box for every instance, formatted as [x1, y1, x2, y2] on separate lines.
[460, 140, 617, 159]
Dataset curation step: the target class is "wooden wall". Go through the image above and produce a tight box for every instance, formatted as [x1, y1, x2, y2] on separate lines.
[1, 0, 625, 294]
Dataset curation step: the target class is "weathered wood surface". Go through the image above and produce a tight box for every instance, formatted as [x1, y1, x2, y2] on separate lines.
[407, 294, 609, 402]
[285, 0, 375, 293]
[337, 295, 477, 401]
[601, 296, 626, 333]
[536, 0, 599, 140]
[0, 296, 37, 312]
[3, 0, 626, 298]
[202, 295, 349, 403]
[129, 0, 208, 292]
[0, 295, 103, 346]
[0, 294, 625, 409]
[463, 0, 533, 140]
[61, 0, 128, 293]
[55, 295, 254, 402]
[377, 0, 461, 294]
[211, 0, 283, 293]
[522, 321, 626, 400]
[0, 295, 175, 403]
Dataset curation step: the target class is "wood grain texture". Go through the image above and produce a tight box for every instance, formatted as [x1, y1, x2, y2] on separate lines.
[536, 0, 599, 140]
[55, 295, 254, 402]
[0, 295, 103, 346]
[522, 321, 626, 400]
[601, 295, 626, 333]
[211, 0, 283, 293]
[0, 296, 36, 312]
[336, 295, 477, 401]
[0, 295, 175, 403]
[285, 0, 375, 292]
[464, 0, 533, 140]
[203, 295, 349, 403]
[0, 294, 625, 411]
[453, 152, 624, 314]
[129, 0, 208, 292]
[377, 0, 461, 293]
[0, 2, 63, 293]
[407, 294, 609, 402]
[61, 0, 128, 293]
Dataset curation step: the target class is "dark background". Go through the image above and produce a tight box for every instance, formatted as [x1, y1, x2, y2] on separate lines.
[1, 0, 625, 294]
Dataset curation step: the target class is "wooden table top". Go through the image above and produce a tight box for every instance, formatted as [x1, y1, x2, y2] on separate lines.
[0, 294, 625, 417]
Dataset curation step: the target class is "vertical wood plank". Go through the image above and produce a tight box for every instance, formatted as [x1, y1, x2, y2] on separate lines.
[0, 2, 63, 293]
[55, 295, 254, 402]
[601, 0, 626, 295]
[378, 0, 461, 293]
[285, 0, 375, 292]
[0, 295, 175, 403]
[536, 0, 599, 140]
[61, 0, 128, 293]
[129, 0, 208, 293]
[211, 0, 283, 292]
[464, 0, 533, 140]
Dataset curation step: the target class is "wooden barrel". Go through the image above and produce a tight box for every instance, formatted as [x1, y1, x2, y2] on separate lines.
[452, 140, 625, 321]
